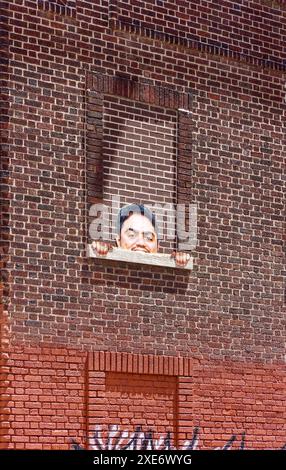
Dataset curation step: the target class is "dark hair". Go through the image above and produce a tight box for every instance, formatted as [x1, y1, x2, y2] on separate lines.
[117, 203, 157, 236]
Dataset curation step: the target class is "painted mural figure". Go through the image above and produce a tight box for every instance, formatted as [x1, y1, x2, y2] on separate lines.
[92, 203, 190, 267]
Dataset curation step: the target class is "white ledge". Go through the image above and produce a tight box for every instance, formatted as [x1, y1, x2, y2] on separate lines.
[87, 244, 193, 270]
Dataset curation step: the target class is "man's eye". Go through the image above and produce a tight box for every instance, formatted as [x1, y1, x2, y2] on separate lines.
[126, 231, 136, 238]
[145, 233, 155, 241]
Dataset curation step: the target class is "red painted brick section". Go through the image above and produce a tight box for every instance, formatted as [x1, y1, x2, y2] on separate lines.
[190, 360, 286, 450]
[1, 348, 285, 449]
[1, 347, 86, 449]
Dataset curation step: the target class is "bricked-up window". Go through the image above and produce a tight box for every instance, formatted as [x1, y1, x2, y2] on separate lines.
[104, 372, 177, 443]
[103, 96, 177, 252]
[38, 0, 76, 16]
[86, 74, 193, 269]
[87, 352, 193, 450]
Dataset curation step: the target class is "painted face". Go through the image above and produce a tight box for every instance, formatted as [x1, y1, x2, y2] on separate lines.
[116, 213, 158, 253]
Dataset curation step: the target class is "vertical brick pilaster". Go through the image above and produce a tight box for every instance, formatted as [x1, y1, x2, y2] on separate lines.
[0, 3, 11, 447]
[177, 110, 193, 205]
[87, 371, 107, 449]
[86, 89, 104, 204]
[177, 376, 193, 449]
[176, 110, 193, 251]
[86, 87, 104, 242]
[0, 353, 11, 449]
[0, 1, 11, 357]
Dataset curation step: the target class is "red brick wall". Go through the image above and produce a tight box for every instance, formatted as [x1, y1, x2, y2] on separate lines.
[191, 360, 286, 449]
[1, 348, 285, 449]
[1, 0, 285, 449]
[1, 347, 86, 449]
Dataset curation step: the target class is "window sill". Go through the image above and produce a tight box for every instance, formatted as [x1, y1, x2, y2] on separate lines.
[87, 245, 193, 270]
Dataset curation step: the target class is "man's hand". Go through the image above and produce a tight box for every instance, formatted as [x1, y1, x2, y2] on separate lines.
[91, 241, 113, 256]
[171, 251, 191, 267]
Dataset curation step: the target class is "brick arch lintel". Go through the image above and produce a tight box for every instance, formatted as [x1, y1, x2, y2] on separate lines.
[88, 351, 193, 376]
[86, 72, 193, 111]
